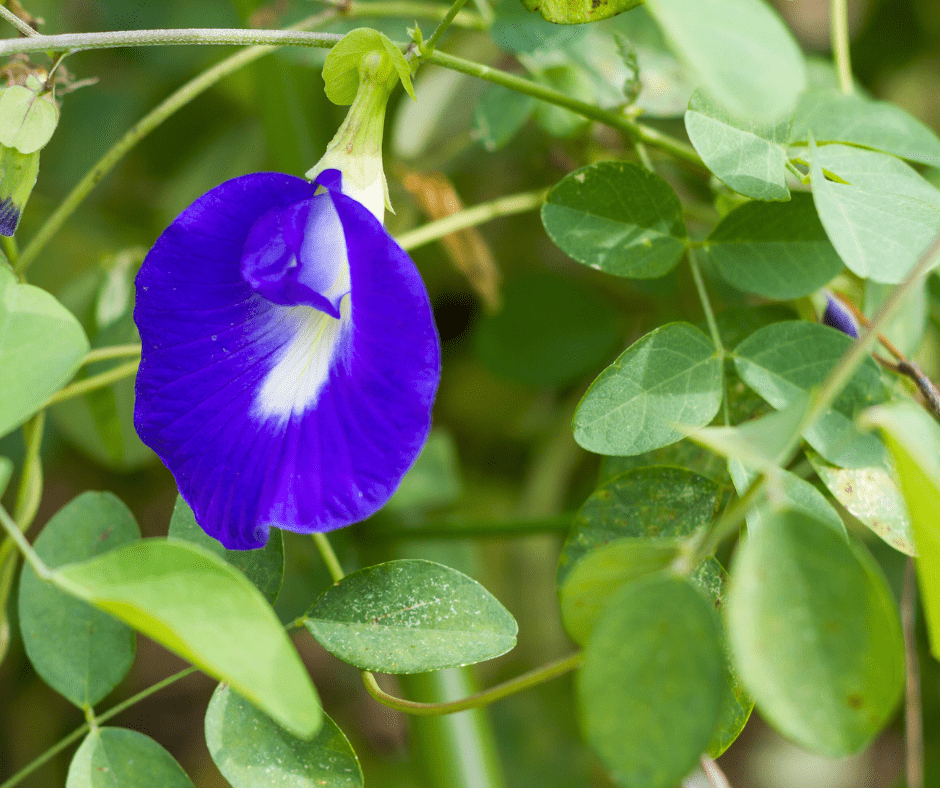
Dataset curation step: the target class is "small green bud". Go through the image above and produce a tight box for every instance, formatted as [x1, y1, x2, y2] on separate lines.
[0, 144, 40, 236]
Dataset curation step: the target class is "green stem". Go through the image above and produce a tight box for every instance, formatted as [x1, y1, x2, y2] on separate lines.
[830, 0, 853, 95]
[0, 4, 36, 37]
[1, 236, 19, 270]
[0, 504, 49, 579]
[43, 359, 139, 407]
[418, 0, 471, 58]
[12, 411, 44, 530]
[362, 651, 582, 715]
[81, 344, 142, 366]
[687, 248, 723, 357]
[396, 188, 547, 251]
[15, 10, 339, 273]
[0, 667, 198, 788]
[312, 532, 345, 583]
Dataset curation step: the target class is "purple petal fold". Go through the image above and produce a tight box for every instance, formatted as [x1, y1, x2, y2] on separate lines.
[134, 172, 440, 549]
[822, 292, 860, 339]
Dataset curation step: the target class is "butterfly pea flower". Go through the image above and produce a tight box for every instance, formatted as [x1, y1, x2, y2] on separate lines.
[821, 291, 860, 339]
[134, 32, 440, 549]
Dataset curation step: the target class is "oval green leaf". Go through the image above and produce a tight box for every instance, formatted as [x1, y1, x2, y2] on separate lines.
[684, 89, 790, 201]
[789, 91, 940, 168]
[733, 321, 887, 467]
[0, 85, 59, 154]
[579, 573, 725, 788]
[304, 559, 517, 674]
[645, 0, 806, 122]
[168, 495, 284, 605]
[805, 447, 914, 556]
[520, 0, 642, 25]
[560, 538, 679, 645]
[206, 684, 363, 788]
[541, 161, 687, 279]
[727, 510, 905, 756]
[67, 728, 194, 788]
[574, 322, 723, 456]
[53, 539, 321, 739]
[703, 193, 844, 299]
[0, 265, 89, 438]
[863, 402, 940, 656]
[808, 139, 940, 284]
[558, 465, 719, 584]
[18, 492, 139, 707]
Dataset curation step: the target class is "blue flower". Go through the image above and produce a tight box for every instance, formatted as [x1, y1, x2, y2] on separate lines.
[134, 169, 440, 549]
[822, 292, 860, 339]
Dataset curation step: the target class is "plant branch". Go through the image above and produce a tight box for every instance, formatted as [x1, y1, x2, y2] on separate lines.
[0, 666, 198, 788]
[687, 248, 723, 357]
[903, 558, 924, 788]
[396, 188, 547, 251]
[0, 4, 36, 37]
[418, 0, 470, 58]
[42, 359, 140, 407]
[0, 503, 49, 579]
[362, 651, 582, 715]
[81, 343, 142, 366]
[831, 0, 853, 94]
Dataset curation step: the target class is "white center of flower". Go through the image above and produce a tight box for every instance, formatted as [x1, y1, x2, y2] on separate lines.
[251, 196, 352, 423]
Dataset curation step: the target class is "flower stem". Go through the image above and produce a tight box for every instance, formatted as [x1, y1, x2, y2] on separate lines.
[396, 188, 547, 251]
[15, 10, 339, 273]
[312, 532, 345, 583]
[361, 651, 582, 716]
[43, 359, 140, 407]
[0, 666, 198, 788]
[418, 0, 471, 58]
[831, 0, 853, 95]
[81, 344, 142, 366]
[0, 504, 49, 580]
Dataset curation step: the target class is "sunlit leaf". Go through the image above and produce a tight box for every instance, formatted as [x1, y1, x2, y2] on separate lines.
[574, 323, 723, 456]
[304, 559, 517, 673]
[519, 0, 643, 24]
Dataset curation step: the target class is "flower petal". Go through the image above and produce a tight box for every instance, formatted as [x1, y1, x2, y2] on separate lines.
[135, 172, 440, 549]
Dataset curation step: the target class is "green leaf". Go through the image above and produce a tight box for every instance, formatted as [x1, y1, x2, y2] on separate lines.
[559, 538, 679, 645]
[574, 322, 723, 456]
[0, 144, 40, 236]
[789, 91, 940, 168]
[806, 447, 914, 556]
[0, 265, 89, 438]
[689, 559, 753, 758]
[168, 496, 284, 605]
[66, 728, 194, 788]
[322, 28, 415, 105]
[727, 510, 904, 756]
[733, 321, 888, 467]
[491, 0, 589, 54]
[702, 193, 844, 299]
[0, 86, 59, 155]
[862, 403, 940, 655]
[541, 161, 687, 279]
[473, 84, 534, 151]
[558, 466, 720, 584]
[18, 492, 139, 707]
[809, 144, 940, 211]
[304, 559, 517, 673]
[520, 0, 642, 25]
[645, 0, 806, 122]
[474, 273, 618, 387]
[579, 573, 725, 788]
[684, 89, 790, 201]
[386, 430, 462, 512]
[0, 455, 11, 496]
[53, 539, 321, 739]
[206, 684, 363, 788]
[727, 459, 847, 538]
[808, 139, 940, 284]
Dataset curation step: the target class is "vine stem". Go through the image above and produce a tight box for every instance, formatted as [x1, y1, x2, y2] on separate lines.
[903, 558, 924, 788]
[12, 411, 44, 530]
[361, 651, 583, 716]
[81, 343, 142, 365]
[311, 532, 345, 584]
[0, 667, 198, 788]
[417, 0, 470, 58]
[830, 0, 853, 95]
[42, 359, 140, 407]
[0, 4, 36, 37]
[0, 503, 50, 579]
[396, 188, 547, 251]
[687, 248, 723, 357]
